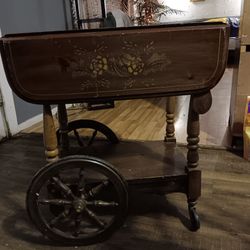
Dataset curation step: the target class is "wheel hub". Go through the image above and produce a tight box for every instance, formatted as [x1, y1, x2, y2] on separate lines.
[73, 198, 86, 213]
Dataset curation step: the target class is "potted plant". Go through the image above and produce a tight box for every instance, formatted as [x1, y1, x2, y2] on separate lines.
[133, 0, 183, 25]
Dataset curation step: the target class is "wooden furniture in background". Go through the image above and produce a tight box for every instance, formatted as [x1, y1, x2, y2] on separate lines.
[241, 0, 250, 45]
[243, 96, 250, 160]
[230, 0, 250, 136]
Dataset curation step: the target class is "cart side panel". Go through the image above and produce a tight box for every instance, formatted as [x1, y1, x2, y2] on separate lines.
[1, 24, 229, 104]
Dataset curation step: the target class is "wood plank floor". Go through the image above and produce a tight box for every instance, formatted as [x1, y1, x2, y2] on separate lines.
[0, 133, 249, 250]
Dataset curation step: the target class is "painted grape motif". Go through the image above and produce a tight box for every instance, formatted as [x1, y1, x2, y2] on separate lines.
[121, 54, 144, 76]
[90, 55, 108, 77]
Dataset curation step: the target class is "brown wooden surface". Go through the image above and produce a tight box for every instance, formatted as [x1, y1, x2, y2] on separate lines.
[241, 0, 250, 45]
[0, 23, 229, 104]
[230, 50, 250, 135]
[243, 97, 250, 160]
[23, 67, 233, 148]
[187, 95, 201, 202]
[71, 140, 186, 181]
[43, 105, 58, 161]
[57, 104, 69, 152]
[165, 96, 176, 142]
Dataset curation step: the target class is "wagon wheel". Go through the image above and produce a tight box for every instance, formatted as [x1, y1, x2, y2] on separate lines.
[57, 119, 119, 147]
[26, 156, 128, 246]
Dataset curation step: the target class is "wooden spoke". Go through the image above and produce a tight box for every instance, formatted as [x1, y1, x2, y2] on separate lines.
[86, 200, 119, 207]
[78, 168, 87, 196]
[73, 214, 82, 237]
[52, 177, 75, 199]
[49, 209, 70, 227]
[87, 130, 98, 146]
[74, 129, 84, 147]
[38, 199, 72, 206]
[85, 208, 106, 228]
[26, 156, 128, 244]
[87, 180, 109, 198]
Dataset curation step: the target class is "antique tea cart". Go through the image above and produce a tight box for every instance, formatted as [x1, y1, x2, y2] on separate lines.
[0, 23, 229, 245]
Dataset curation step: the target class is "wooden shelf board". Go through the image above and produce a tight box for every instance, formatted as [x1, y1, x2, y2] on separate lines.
[72, 140, 187, 181]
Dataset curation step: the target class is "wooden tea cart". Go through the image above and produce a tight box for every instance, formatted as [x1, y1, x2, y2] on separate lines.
[0, 22, 229, 246]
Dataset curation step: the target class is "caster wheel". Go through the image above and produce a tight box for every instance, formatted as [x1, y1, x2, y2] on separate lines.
[188, 205, 200, 231]
[57, 119, 119, 147]
[26, 155, 128, 246]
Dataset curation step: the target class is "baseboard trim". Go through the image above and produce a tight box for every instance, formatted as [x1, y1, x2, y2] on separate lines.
[18, 105, 71, 132]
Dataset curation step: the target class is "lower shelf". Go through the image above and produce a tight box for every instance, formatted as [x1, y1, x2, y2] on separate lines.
[66, 140, 188, 194]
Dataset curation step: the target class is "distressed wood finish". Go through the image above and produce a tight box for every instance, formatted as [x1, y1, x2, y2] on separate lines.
[57, 104, 69, 152]
[43, 105, 58, 161]
[186, 92, 212, 215]
[0, 22, 230, 240]
[186, 94, 202, 229]
[0, 23, 229, 104]
[186, 95, 201, 201]
[165, 96, 176, 143]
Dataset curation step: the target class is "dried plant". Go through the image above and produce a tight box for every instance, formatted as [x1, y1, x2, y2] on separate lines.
[133, 0, 184, 25]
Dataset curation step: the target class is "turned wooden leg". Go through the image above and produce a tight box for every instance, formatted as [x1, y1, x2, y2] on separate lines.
[43, 105, 59, 162]
[186, 91, 212, 231]
[57, 104, 69, 152]
[165, 96, 176, 143]
[186, 96, 201, 230]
